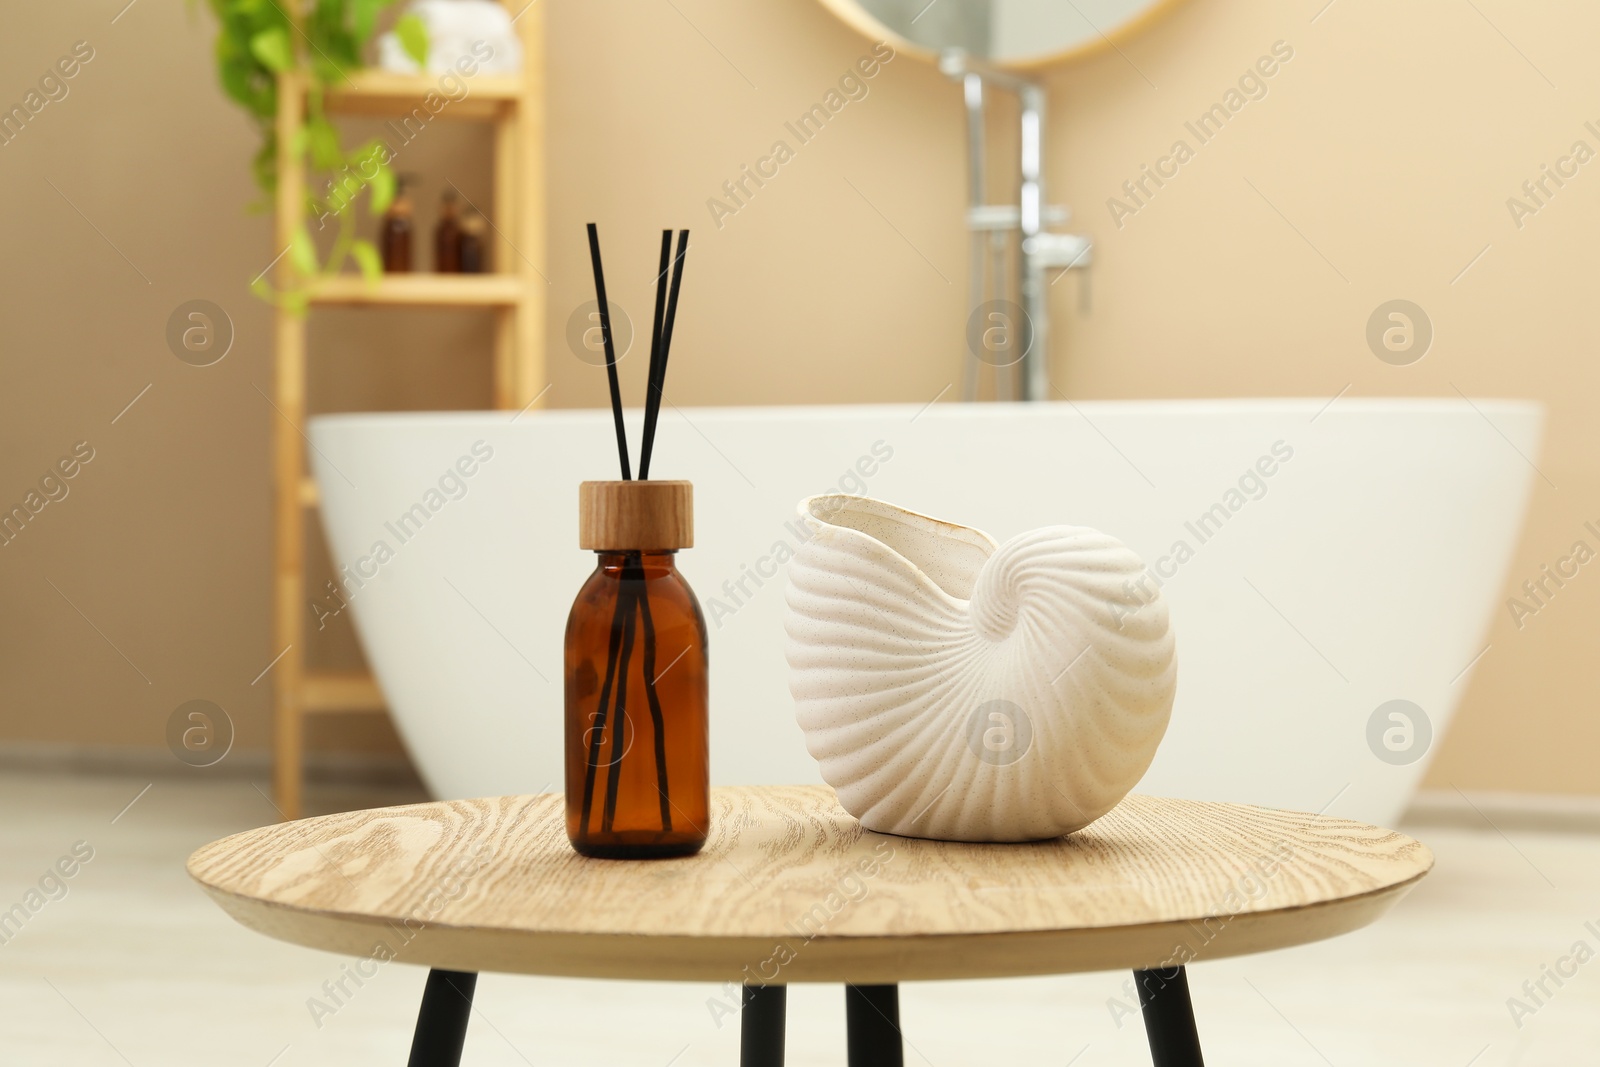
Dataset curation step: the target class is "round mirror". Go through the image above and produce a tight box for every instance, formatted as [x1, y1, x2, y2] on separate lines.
[817, 0, 1183, 69]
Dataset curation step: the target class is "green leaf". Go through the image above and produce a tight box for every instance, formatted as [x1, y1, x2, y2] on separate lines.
[252, 136, 278, 195]
[307, 119, 343, 171]
[289, 225, 319, 276]
[351, 0, 392, 44]
[254, 76, 277, 121]
[396, 13, 429, 68]
[367, 165, 396, 216]
[215, 35, 255, 96]
[249, 26, 294, 73]
[217, 58, 254, 108]
[351, 239, 382, 281]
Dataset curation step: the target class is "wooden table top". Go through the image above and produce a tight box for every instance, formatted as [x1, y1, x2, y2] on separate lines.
[188, 785, 1432, 983]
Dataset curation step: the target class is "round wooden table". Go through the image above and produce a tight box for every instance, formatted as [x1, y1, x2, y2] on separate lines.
[188, 785, 1431, 1066]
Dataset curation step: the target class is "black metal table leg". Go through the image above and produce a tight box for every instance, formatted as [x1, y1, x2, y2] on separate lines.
[845, 984, 903, 1067]
[740, 983, 786, 1066]
[407, 969, 477, 1067]
[1134, 966, 1204, 1067]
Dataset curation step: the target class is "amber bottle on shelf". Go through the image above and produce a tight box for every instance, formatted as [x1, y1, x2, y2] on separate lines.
[434, 189, 462, 273]
[459, 207, 487, 273]
[565, 480, 708, 859]
[379, 178, 414, 272]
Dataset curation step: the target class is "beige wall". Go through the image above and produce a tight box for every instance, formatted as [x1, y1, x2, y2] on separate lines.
[1, 1, 1594, 793]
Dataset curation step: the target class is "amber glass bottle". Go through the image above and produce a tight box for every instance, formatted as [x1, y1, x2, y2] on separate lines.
[434, 190, 462, 273]
[379, 178, 414, 272]
[458, 208, 487, 273]
[565, 481, 708, 858]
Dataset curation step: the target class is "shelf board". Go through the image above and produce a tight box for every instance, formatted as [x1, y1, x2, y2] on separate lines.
[301, 670, 386, 714]
[308, 273, 523, 307]
[325, 71, 523, 122]
[299, 477, 319, 508]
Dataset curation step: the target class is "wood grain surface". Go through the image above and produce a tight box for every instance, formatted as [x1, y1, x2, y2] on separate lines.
[188, 786, 1432, 983]
[578, 480, 694, 551]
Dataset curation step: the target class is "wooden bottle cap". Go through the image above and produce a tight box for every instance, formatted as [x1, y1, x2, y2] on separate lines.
[578, 480, 694, 551]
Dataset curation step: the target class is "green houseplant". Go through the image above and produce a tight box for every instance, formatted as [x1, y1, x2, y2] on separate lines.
[201, 0, 428, 309]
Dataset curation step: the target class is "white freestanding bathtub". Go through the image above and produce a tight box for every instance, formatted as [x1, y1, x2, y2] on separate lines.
[308, 399, 1540, 827]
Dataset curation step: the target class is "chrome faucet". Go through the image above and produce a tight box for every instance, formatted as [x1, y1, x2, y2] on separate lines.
[942, 51, 1092, 402]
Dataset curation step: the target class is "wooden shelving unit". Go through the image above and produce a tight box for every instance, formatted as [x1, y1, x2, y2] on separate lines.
[306, 273, 527, 307]
[326, 70, 525, 120]
[270, 5, 545, 820]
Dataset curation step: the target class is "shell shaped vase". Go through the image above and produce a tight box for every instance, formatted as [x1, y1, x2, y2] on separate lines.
[783, 495, 1177, 842]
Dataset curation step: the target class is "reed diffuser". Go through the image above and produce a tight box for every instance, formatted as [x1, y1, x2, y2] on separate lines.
[565, 225, 709, 859]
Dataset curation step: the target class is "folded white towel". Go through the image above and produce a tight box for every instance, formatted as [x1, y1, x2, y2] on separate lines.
[377, 0, 523, 76]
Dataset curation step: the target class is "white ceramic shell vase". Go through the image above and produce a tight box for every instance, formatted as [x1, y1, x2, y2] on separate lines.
[783, 494, 1177, 842]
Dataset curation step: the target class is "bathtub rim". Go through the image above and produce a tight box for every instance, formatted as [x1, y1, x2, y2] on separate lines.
[307, 396, 1545, 433]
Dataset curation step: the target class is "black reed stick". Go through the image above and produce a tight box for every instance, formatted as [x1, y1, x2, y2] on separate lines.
[636, 233, 675, 483]
[638, 229, 673, 483]
[585, 222, 631, 480]
[600, 557, 641, 833]
[579, 577, 631, 832]
[635, 567, 673, 831]
[638, 229, 688, 480]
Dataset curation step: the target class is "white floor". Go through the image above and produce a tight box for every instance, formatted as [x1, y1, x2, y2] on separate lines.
[1, 770, 1596, 1066]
